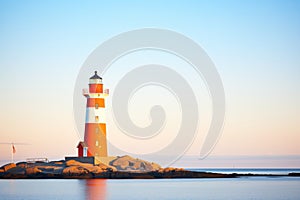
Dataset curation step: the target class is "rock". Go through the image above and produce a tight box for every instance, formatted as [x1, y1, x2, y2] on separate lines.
[53, 167, 64, 174]
[62, 166, 89, 175]
[157, 167, 184, 173]
[65, 160, 93, 168]
[151, 162, 162, 170]
[16, 162, 27, 168]
[97, 162, 108, 169]
[110, 156, 132, 170]
[163, 167, 176, 173]
[53, 161, 64, 165]
[96, 163, 117, 172]
[49, 160, 65, 165]
[36, 165, 63, 172]
[84, 165, 104, 173]
[65, 160, 114, 173]
[29, 162, 65, 174]
[6, 167, 25, 175]
[110, 155, 161, 172]
[1, 163, 16, 172]
[289, 173, 300, 176]
[0, 158, 239, 179]
[26, 166, 42, 175]
[0, 156, 190, 178]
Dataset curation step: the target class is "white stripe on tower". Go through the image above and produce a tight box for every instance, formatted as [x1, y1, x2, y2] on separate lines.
[85, 107, 106, 123]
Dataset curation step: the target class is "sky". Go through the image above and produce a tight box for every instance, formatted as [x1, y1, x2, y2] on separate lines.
[0, 0, 299, 167]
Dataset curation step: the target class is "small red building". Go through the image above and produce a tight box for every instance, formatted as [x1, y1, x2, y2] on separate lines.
[77, 141, 88, 157]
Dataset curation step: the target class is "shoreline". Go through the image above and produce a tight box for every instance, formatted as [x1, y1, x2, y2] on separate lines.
[1, 169, 299, 179]
[1, 173, 299, 179]
[1, 157, 299, 179]
[0, 171, 235, 179]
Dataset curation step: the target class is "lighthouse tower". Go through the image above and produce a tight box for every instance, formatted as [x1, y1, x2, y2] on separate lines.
[83, 71, 109, 157]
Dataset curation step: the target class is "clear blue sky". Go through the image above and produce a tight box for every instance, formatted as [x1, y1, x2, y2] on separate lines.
[0, 0, 299, 166]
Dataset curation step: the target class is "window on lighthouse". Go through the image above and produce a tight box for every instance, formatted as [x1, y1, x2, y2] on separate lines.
[95, 103, 99, 109]
[95, 127, 99, 134]
[96, 141, 99, 146]
[95, 116, 99, 122]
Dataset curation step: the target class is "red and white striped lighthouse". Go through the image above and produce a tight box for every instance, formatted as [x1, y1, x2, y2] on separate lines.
[83, 71, 109, 157]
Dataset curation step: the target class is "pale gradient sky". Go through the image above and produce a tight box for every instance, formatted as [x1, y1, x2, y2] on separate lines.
[0, 0, 299, 167]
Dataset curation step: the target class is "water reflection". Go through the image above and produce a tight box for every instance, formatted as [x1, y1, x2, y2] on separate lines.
[84, 179, 107, 200]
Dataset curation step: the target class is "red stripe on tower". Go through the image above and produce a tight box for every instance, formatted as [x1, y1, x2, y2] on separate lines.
[86, 98, 105, 107]
[83, 71, 109, 157]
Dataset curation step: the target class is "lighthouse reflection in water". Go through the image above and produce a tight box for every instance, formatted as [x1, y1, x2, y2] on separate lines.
[84, 179, 107, 200]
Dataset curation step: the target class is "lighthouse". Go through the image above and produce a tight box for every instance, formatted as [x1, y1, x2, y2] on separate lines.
[82, 71, 109, 157]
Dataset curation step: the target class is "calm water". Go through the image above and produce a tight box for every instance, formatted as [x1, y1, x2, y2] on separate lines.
[0, 177, 300, 200]
[189, 168, 300, 175]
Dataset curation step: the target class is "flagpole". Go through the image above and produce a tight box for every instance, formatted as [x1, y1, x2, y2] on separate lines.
[11, 146, 13, 163]
[11, 143, 14, 163]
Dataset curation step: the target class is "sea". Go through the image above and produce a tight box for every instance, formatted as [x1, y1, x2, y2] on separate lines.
[1, 169, 300, 200]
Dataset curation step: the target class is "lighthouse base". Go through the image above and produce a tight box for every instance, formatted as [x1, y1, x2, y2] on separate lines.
[65, 156, 117, 165]
[65, 156, 95, 165]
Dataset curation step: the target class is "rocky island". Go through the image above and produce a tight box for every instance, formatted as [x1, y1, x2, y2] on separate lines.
[0, 155, 234, 179]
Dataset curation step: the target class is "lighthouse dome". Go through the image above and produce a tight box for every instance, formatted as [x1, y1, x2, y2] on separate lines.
[89, 71, 102, 84]
[90, 71, 102, 80]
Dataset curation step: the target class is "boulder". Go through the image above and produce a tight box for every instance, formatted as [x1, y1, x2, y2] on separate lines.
[49, 160, 65, 166]
[96, 163, 117, 172]
[53, 161, 64, 165]
[110, 155, 161, 171]
[163, 167, 175, 173]
[26, 166, 42, 175]
[84, 165, 104, 173]
[150, 162, 161, 171]
[110, 155, 132, 170]
[62, 166, 89, 175]
[65, 160, 93, 168]
[65, 159, 115, 173]
[53, 167, 64, 174]
[1, 163, 16, 172]
[36, 165, 63, 172]
[157, 167, 185, 173]
[6, 167, 25, 175]
[16, 162, 27, 168]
